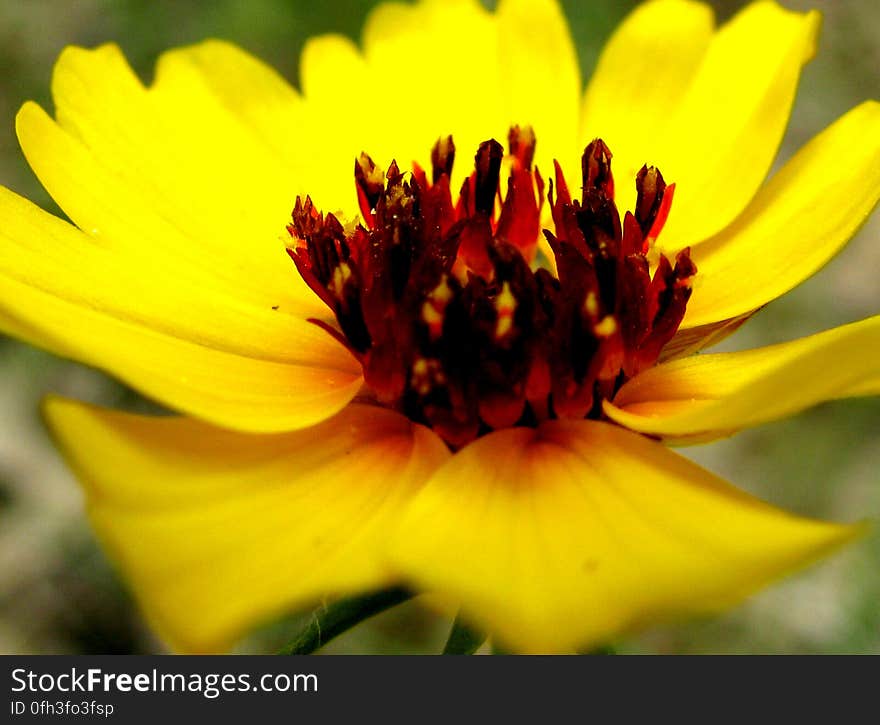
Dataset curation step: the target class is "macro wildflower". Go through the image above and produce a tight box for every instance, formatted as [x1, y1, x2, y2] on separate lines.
[0, 0, 878, 654]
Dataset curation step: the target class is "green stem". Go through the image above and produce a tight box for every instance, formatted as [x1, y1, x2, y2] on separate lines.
[442, 613, 487, 654]
[279, 587, 412, 654]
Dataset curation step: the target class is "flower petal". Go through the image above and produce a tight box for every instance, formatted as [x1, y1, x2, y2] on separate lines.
[387, 420, 859, 653]
[44, 398, 450, 653]
[659, 312, 756, 362]
[655, 1, 820, 247]
[584, 1, 818, 244]
[352, 0, 580, 188]
[495, 0, 581, 171]
[154, 39, 307, 166]
[605, 316, 880, 443]
[7, 42, 369, 432]
[298, 34, 372, 212]
[0, 187, 362, 433]
[681, 101, 880, 329]
[359, 0, 501, 183]
[33, 43, 315, 308]
[581, 0, 715, 208]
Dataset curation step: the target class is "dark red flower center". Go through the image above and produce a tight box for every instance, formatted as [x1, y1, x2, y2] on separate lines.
[288, 128, 695, 447]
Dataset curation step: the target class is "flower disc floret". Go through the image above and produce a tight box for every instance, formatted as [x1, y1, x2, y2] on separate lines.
[289, 129, 696, 446]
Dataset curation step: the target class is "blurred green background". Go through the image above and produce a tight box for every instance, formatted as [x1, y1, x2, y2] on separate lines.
[0, 0, 877, 654]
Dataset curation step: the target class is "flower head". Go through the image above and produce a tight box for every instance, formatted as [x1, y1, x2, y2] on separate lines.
[1, 0, 878, 653]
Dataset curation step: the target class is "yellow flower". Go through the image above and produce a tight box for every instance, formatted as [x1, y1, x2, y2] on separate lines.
[1, 0, 878, 653]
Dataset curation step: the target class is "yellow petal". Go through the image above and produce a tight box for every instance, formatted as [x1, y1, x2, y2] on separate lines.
[344, 0, 580, 189]
[25, 44, 319, 311]
[298, 34, 372, 212]
[360, 0, 501, 179]
[388, 420, 860, 653]
[585, 1, 818, 244]
[0, 187, 362, 433]
[581, 0, 715, 209]
[152, 39, 345, 231]
[7, 42, 368, 431]
[843, 375, 880, 399]
[659, 312, 756, 362]
[605, 316, 880, 443]
[495, 0, 581, 172]
[656, 1, 820, 247]
[681, 101, 880, 329]
[155, 39, 306, 164]
[44, 398, 450, 653]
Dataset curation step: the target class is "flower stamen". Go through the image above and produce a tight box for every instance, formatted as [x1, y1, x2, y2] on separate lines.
[288, 130, 695, 447]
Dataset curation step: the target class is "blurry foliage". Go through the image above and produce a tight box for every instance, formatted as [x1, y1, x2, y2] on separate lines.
[0, 0, 877, 654]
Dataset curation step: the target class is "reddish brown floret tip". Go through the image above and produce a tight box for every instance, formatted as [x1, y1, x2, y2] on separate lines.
[508, 125, 537, 171]
[472, 139, 505, 216]
[431, 135, 456, 183]
[582, 138, 614, 201]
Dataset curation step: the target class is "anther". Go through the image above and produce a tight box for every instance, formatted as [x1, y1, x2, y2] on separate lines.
[634, 165, 666, 235]
[431, 135, 456, 183]
[473, 139, 504, 216]
[354, 153, 386, 229]
[582, 138, 614, 201]
[508, 125, 536, 171]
